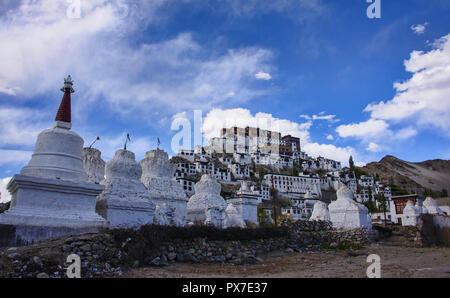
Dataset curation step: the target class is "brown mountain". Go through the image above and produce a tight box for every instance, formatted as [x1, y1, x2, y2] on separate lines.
[359, 155, 450, 196]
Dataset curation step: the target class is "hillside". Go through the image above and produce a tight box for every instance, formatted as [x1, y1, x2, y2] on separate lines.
[360, 155, 450, 196]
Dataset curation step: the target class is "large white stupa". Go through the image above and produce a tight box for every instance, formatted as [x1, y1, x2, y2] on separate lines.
[0, 76, 107, 244]
[329, 185, 372, 230]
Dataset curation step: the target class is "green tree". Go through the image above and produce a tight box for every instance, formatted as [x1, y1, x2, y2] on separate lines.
[269, 187, 279, 225]
[349, 156, 355, 171]
[441, 189, 448, 197]
[257, 166, 264, 182]
[389, 183, 409, 196]
[424, 188, 437, 198]
[375, 173, 380, 182]
[292, 157, 303, 176]
[363, 200, 378, 214]
[257, 204, 271, 225]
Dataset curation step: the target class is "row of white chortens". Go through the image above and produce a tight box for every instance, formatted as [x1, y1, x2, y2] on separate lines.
[401, 198, 446, 226]
[0, 77, 444, 243]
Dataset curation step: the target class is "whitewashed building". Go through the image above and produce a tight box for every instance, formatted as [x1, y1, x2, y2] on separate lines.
[264, 173, 322, 198]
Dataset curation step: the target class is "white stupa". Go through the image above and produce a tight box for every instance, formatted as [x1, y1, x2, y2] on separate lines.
[227, 181, 259, 225]
[423, 197, 445, 215]
[82, 147, 106, 184]
[187, 175, 227, 228]
[140, 149, 188, 226]
[329, 185, 372, 230]
[310, 201, 331, 222]
[402, 200, 421, 226]
[225, 203, 246, 228]
[97, 149, 155, 229]
[0, 76, 107, 243]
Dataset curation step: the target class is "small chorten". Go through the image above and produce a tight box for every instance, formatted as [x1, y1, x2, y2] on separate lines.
[140, 149, 188, 226]
[423, 197, 445, 215]
[310, 201, 331, 222]
[225, 203, 246, 228]
[227, 180, 259, 226]
[187, 175, 227, 228]
[402, 200, 421, 226]
[82, 147, 106, 184]
[97, 149, 155, 229]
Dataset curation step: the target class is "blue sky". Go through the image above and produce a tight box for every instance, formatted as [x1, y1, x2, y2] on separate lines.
[1, 0, 450, 199]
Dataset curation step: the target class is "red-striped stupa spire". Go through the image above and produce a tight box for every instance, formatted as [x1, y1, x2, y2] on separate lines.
[55, 75, 75, 125]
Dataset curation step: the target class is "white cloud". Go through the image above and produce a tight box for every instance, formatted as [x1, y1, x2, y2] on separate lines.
[302, 143, 357, 166]
[364, 33, 450, 137]
[0, 177, 12, 203]
[366, 142, 382, 153]
[336, 119, 389, 139]
[173, 112, 187, 119]
[300, 112, 339, 123]
[0, 1, 274, 120]
[226, 91, 236, 98]
[0, 150, 33, 166]
[336, 32, 450, 153]
[411, 22, 429, 35]
[0, 106, 50, 147]
[255, 71, 272, 80]
[326, 134, 334, 141]
[394, 127, 418, 140]
[221, 0, 326, 21]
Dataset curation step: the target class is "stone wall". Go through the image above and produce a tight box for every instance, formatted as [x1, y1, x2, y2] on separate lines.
[381, 214, 450, 248]
[283, 220, 376, 249]
[0, 221, 376, 278]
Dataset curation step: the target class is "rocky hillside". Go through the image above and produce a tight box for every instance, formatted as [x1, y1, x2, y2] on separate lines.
[360, 155, 450, 196]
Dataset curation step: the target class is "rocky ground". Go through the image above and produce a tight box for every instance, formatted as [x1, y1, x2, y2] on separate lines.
[123, 242, 450, 278]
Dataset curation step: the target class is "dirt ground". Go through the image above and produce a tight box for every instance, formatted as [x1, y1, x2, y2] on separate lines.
[123, 243, 450, 278]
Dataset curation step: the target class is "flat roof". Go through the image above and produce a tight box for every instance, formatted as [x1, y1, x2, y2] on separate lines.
[391, 194, 418, 200]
